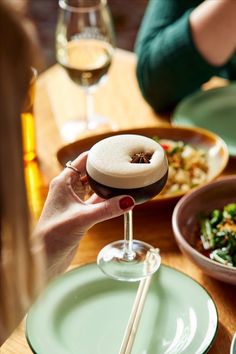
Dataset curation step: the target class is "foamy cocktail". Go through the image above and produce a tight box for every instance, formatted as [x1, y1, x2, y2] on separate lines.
[86, 134, 168, 203]
[86, 134, 168, 281]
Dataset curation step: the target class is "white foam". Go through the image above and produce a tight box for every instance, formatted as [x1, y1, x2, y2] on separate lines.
[86, 134, 168, 189]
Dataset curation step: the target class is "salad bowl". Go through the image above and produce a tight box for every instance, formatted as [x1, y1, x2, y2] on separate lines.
[172, 175, 236, 285]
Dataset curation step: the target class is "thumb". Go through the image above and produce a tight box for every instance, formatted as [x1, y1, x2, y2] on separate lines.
[84, 195, 135, 226]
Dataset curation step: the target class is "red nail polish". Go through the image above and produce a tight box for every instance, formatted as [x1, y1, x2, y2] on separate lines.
[119, 196, 134, 210]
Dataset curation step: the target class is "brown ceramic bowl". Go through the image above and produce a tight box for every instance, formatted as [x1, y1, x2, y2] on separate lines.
[57, 125, 229, 205]
[172, 175, 236, 285]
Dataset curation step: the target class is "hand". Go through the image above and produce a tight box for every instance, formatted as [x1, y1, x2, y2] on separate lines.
[34, 152, 135, 278]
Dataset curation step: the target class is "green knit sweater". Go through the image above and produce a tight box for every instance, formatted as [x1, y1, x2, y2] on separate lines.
[135, 0, 236, 113]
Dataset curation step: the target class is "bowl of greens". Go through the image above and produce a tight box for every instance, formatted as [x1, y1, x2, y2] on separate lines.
[172, 175, 236, 285]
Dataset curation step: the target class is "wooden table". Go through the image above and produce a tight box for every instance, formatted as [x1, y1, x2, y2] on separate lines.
[1, 49, 235, 353]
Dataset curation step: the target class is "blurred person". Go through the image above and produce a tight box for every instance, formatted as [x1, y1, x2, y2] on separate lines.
[0, 0, 135, 344]
[135, 0, 236, 113]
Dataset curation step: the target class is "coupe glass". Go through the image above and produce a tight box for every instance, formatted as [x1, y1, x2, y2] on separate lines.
[56, 0, 116, 142]
[86, 134, 168, 281]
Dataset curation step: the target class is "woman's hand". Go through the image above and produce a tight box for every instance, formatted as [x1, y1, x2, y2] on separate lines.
[34, 152, 135, 278]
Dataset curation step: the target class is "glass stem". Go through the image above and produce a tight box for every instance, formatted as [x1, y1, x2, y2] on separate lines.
[123, 210, 135, 261]
[85, 88, 94, 128]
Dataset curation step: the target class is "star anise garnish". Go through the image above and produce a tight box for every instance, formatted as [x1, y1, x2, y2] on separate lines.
[130, 152, 153, 163]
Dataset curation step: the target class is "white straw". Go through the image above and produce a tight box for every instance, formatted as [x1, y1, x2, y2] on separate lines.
[119, 249, 161, 354]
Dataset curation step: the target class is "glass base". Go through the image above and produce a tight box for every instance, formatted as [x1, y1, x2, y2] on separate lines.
[97, 240, 161, 282]
[61, 120, 87, 142]
[60, 116, 117, 142]
[87, 115, 117, 131]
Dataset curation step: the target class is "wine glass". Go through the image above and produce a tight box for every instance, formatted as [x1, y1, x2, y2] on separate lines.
[86, 134, 168, 281]
[56, 0, 116, 142]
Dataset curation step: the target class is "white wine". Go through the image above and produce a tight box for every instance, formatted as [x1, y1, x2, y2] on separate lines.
[57, 38, 113, 87]
[55, 0, 115, 138]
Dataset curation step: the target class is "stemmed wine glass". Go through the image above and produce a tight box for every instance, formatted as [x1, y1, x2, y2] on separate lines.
[56, 0, 116, 142]
[86, 134, 168, 281]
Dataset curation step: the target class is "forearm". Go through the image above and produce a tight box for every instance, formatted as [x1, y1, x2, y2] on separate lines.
[190, 0, 236, 66]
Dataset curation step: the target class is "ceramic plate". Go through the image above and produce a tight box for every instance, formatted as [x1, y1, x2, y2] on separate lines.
[26, 264, 218, 354]
[172, 84, 236, 156]
[56, 126, 228, 204]
[231, 333, 236, 354]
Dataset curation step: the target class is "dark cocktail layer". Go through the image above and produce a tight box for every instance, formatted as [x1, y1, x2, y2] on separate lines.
[87, 170, 168, 204]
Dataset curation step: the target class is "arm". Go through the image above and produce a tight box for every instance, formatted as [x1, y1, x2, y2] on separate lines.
[190, 0, 236, 66]
[135, 0, 236, 113]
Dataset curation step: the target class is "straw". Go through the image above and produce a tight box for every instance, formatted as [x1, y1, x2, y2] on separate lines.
[118, 249, 161, 354]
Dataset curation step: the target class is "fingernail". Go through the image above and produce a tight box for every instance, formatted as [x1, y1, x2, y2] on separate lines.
[119, 196, 135, 210]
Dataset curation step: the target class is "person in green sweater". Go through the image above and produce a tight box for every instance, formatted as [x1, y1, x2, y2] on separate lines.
[135, 0, 236, 113]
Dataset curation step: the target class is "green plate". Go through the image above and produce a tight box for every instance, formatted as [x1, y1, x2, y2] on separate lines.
[26, 264, 218, 354]
[172, 84, 236, 156]
[231, 333, 236, 354]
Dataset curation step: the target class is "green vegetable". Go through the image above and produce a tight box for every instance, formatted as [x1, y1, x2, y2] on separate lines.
[210, 209, 222, 226]
[210, 244, 234, 266]
[199, 203, 236, 267]
[152, 136, 160, 143]
[169, 145, 182, 156]
[223, 203, 236, 219]
[200, 218, 214, 249]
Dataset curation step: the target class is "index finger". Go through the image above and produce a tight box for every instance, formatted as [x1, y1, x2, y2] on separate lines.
[61, 151, 88, 179]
